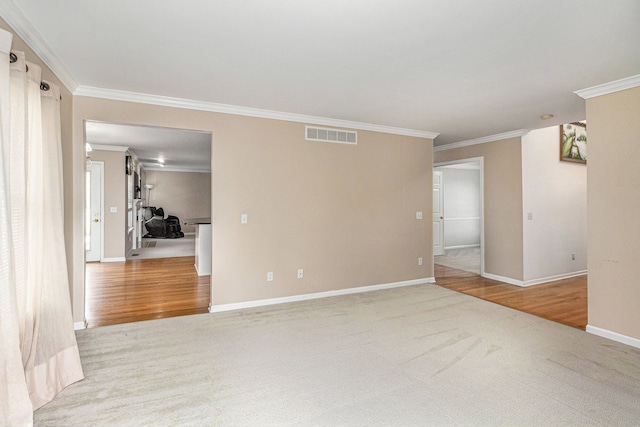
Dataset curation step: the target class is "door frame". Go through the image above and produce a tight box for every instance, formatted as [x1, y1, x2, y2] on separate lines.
[86, 160, 105, 262]
[433, 170, 445, 256]
[433, 157, 485, 277]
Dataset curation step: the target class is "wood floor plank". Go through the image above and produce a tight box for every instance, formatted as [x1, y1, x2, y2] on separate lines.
[87, 258, 586, 331]
[434, 264, 587, 330]
[86, 256, 210, 328]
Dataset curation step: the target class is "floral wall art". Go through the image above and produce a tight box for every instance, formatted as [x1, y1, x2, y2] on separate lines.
[560, 122, 587, 164]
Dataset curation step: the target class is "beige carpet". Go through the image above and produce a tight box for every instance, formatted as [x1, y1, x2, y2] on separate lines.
[435, 246, 481, 274]
[35, 284, 640, 426]
[127, 234, 195, 260]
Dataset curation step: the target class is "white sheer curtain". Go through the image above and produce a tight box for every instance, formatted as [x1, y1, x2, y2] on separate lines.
[0, 29, 84, 426]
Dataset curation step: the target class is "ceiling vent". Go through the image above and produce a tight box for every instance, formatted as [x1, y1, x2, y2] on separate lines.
[305, 126, 357, 145]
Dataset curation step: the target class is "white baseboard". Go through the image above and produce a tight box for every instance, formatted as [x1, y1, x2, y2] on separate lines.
[443, 244, 480, 250]
[482, 270, 587, 287]
[586, 325, 640, 350]
[74, 320, 87, 330]
[210, 277, 436, 313]
[101, 257, 126, 263]
[523, 270, 587, 286]
[482, 272, 525, 287]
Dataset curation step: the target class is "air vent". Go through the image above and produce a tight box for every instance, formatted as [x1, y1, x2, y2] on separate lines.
[305, 126, 357, 145]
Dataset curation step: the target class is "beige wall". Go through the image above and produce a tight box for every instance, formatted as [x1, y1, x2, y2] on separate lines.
[586, 86, 640, 340]
[522, 126, 587, 283]
[144, 170, 211, 234]
[0, 19, 77, 304]
[71, 97, 434, 320]
[89, 150, 127, 259]
[434, 138, 524, 281]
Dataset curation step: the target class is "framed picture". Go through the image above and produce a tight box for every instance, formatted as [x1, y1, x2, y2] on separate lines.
[560, 122, 587, 164]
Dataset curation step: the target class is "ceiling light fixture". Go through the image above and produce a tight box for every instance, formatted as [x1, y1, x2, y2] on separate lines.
[540, 114, 554, 120]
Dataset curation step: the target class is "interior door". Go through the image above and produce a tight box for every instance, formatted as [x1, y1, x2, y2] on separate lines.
[86, 161, 103, 262]
[433, 170, 444, 256]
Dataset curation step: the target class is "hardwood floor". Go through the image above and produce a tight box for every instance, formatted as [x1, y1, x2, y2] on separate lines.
[434, 264, 587, 330]
[85, 256, 210, 328]
[86, 258, 586, 331]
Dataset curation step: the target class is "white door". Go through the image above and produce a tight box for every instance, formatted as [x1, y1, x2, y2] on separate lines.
[86, 161, 103, 262]
[433, 170, 444, 256]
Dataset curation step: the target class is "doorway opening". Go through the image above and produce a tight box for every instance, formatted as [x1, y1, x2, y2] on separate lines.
[83, 121, 212, 328]
[433, 158, 484, 276]
[432, 156, 587, 330]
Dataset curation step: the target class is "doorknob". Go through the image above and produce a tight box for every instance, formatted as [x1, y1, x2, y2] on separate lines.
[93, 219, 99, 222]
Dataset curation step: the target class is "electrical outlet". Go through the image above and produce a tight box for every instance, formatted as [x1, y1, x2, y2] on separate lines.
[571, 253, 575, 261]
[267, 272, 274, 282]
[297, 269, 303, 279]
[418, 257, 423, 266]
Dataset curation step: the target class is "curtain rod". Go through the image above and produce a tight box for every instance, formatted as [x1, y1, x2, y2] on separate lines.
[9, 51, 54, 93]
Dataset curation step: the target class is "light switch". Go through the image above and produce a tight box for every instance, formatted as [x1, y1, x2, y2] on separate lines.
[110, 207, 117, 213]
[241, 213, 248, 224]
[416, 211, 423, 220]
[527, 212, 533, 220]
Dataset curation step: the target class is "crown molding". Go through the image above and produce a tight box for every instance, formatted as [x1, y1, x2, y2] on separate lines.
[1, 2, 437, 140]
[90, 144, 129, 152]
[433, 129, 529, 152]
[0, 1, 78, 92]
[74, 85, 439, 140]
[574, 74, 640, 99]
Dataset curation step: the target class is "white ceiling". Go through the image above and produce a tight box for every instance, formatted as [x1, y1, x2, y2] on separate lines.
[4, 0, 640, 158]
[85, 122, 211, 172]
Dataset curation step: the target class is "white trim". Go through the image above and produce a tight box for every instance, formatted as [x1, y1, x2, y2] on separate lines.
[523, 270, 587, 287]
[1, 4, 438, 140]
[85, 161, 104, 263]
[444, 244, 480, 250]
[90, 144, 129, 152]
[143, 165, 211, 173]
[434, 130, 529, 152]
[210, 277, 436, 313]
[0, 1, 78, 92]
[586, 325, 640, 350]
[482, 272, 525, 287]
[75, 85, 439, 139]
[481, 271, 587, 287]
[574, 74, 640, 99]
[98, 162, 105, 263]
[73, 320, 87, 331]
[100, 257, 126, 263]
